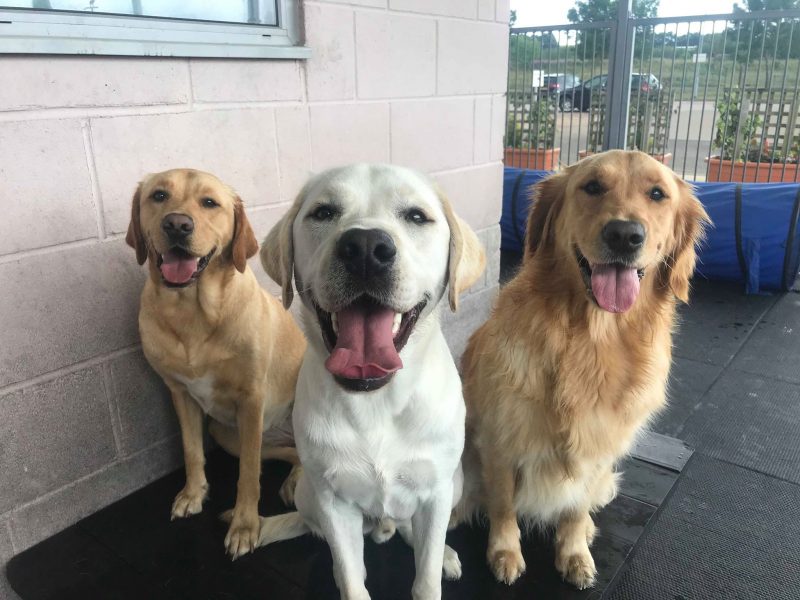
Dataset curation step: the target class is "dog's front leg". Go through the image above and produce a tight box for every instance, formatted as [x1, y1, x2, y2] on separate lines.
[409, 483, 454, 600]
[225, 398, 264, 559]
[555, 508, 596, 589]
[311, 490, 369, 600]
[169, 385, 208, 520]
[482, 452, 525, 584]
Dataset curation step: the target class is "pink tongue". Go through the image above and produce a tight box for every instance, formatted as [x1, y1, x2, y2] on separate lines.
[325, 304, 403, 380]
[590, 264, 640, 313]
[160, 250, 199, 284]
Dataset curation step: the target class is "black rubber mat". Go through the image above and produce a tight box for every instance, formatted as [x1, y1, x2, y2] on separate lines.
[673, 278, 778, 366]
[730, 291, 800, 384]
[629, 431, 692, 472]
[679, 369, 800, 484]
[607, 453, 800, 600]
[652, 356, 723, 438]
[616, 458, 681, 508]
[6, 449, 677, 600]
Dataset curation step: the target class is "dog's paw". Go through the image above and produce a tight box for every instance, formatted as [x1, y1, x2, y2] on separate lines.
[488, 548, 526, 585]
[411, 580, 441, 600]
[279, 465, 302, 507]
[556, 550, 596, 590]
[370, 518, 397, 544]
[224, 509, 260, 560]
[170, 484, 208, 520]
[442, 544, 462, 581]
[341, 587, 371, 600]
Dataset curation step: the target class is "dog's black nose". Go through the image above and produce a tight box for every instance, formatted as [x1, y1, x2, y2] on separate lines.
[162, 213, 194, 239]
[602, 220, 645, 255]
[337, 228, 397, 279]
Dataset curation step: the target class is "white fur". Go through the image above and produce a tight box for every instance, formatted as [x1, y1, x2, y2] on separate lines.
[261, 165, 467, 600]
[171, 373, 235, 425]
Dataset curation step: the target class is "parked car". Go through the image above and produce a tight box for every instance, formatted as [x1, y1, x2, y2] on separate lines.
[558, 73, 661, 111]
[540, 73, 581, 96]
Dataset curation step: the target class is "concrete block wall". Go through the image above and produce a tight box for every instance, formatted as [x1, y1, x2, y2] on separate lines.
[0, 0, 509, 593]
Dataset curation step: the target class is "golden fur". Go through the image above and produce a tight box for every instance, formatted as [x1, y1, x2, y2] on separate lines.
[126, 169, 306, 558]
[456, 151, 710, 589]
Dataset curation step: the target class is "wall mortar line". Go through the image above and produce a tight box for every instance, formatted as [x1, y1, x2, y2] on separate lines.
[0, 344, 141, 398]
[5, 518, 18, 554]
[101, 361, 124, 458]
[81, 119, 106, 239]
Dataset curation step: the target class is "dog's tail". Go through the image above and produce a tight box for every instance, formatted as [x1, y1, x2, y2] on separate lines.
[219, 510, 310, 548]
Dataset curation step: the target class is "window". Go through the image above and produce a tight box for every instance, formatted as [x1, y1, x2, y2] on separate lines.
[0, 0, 309, 59]
[585, 75, 607, 90]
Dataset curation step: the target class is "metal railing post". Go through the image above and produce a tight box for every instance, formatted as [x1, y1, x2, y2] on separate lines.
[604, 0, 635, 150]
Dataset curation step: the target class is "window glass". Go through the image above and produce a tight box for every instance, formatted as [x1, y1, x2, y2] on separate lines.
[0, 0, 278, 26]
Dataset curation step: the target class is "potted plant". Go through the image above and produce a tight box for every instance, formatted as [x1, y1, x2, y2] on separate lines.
[707, 90, 800, 182]
[504, 96, 560, 170]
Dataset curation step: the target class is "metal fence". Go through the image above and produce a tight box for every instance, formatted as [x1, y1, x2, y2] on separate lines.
[505, 7, 800, 182]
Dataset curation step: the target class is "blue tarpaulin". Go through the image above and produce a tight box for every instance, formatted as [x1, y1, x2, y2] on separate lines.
[501, 167, 800, 293]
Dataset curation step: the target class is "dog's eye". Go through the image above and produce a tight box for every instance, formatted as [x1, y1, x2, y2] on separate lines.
[405, 209, 430, 225]
[649, 187, 666, 202]
[583, 180, 605, 196]
[310, 205, 337, 221]
[152, 190, 168, 202]
[201, 197, 218, 208]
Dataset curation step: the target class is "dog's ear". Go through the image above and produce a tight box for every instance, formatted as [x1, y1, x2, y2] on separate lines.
[438, 189, 487, 312]
[232, 198, 259, 274]
[261, 198, 303, 308]
[661, 178, 711, 303]
[525, 172, 567, 260]
[125, 183, 147, 265]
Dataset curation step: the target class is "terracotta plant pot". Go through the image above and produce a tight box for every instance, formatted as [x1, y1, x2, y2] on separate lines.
[504, 147, 561, 170]
[578, 150, 672, 166]
[706, 156, 800, 183]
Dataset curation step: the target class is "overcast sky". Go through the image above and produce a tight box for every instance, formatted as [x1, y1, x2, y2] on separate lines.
[511, 0, 739, 27]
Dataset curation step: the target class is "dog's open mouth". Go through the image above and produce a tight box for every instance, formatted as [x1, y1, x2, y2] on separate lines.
[157, 247, 214, 288]
[576, 248, 645, 314]
[315, 296, 427, 392]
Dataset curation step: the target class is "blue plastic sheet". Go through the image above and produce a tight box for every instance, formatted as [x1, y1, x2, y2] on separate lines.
[501, 167, 800, 293]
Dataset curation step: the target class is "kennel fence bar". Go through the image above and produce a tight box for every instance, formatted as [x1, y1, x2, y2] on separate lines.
[741, 16, 769, 182]
[756, 19, 783, 173]
[605, 0, 634, 151]
[681, 20, 704, 177]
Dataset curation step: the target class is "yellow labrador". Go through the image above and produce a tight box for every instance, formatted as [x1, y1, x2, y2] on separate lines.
[250, 164, 485, 600]
[126, 168, 306, 558]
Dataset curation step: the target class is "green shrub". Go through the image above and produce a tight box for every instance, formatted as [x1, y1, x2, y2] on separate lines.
[713, 90, 762, 162]
[505, 95, 557, 150]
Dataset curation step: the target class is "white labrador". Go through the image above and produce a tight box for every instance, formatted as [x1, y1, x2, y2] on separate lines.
[256, 164, 485, 600]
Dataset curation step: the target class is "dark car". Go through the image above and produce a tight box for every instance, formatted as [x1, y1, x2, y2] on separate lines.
[558, 73, 661, 111]
[541, 73, 581, 96]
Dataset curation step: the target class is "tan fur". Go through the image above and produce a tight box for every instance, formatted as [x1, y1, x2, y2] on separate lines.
[458, 151, 710, 589]
[126, 169, 306, 559]
[437, 187, 487, 311]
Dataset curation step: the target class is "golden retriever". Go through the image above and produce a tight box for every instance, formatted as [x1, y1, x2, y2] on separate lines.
[455, 150, 710, 589]
[126, 168, 306, 558]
